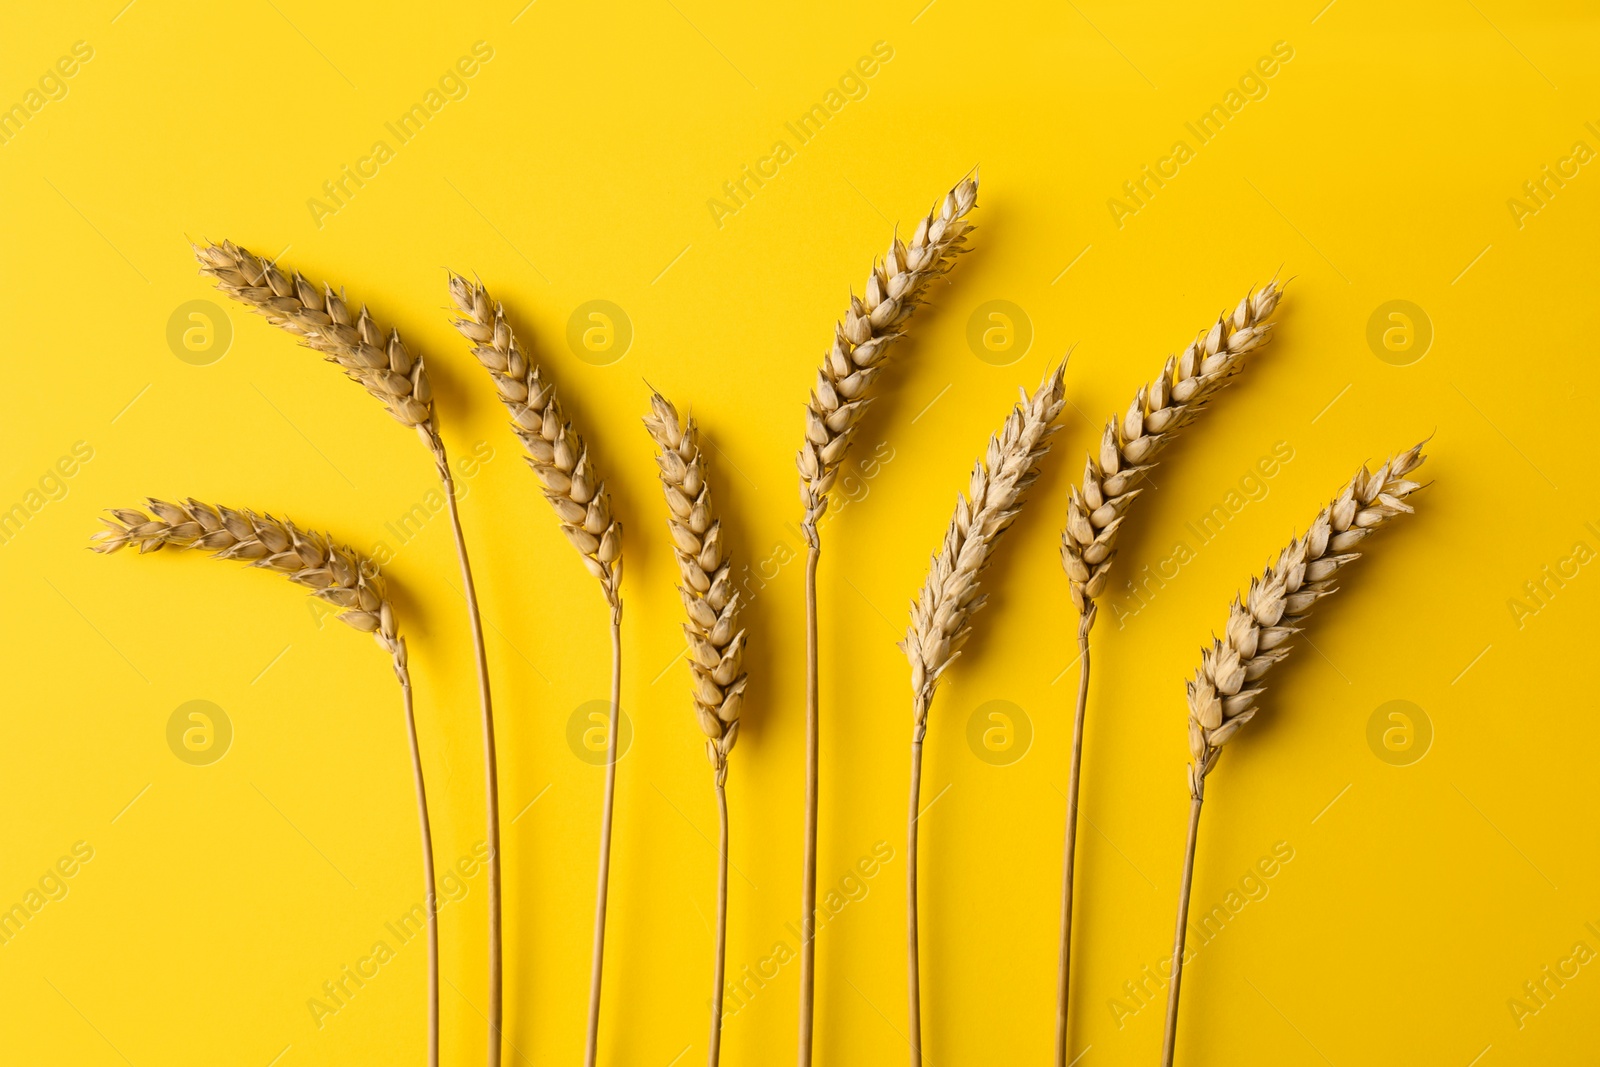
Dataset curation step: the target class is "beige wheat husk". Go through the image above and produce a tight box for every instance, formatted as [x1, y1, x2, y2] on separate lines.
[798, 175, 979, 540]
[193, 241, 446, 471]
[1052, 279, 1282, 1065]
[642, 392, 746, 784]
[794, 174, 980, 1065]
[905, 362, 1069, 729]
[1185, 440, 1429, 797]
[901, 362, 1067, 1067]
[194, 240, 506, 1064]
[1161, 441, 1428, 1067]
[447, 275, 622, 611]
[91, 499, 440, 1065]
[1061, 279, 1283, 625]
[642, 390, 746, 1067]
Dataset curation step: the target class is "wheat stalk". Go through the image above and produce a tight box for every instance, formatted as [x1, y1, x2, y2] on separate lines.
[1052, 279, 1282, 1064]
[794, 175, 979, 1064]
[193, 241, 506, 1066]
[444, 274, 624, 1064]
[447, 275, 622, 610]
[92, 499, 441, 1066]
[1160, 441, 1429, 1066]
[642, 390, 746, 1067]
[901, 363, 1067, 1066]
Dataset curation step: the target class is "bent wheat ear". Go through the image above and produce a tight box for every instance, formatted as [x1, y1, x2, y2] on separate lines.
[1053, 279, 1281, 1066]
[1160, 440, 1428, 1067]
[92, 499, 441, 1066]
[799, 176, 979, 535]
[1061, 280, 1283, 621]
[905, 362, 1069, 726]
[1184, 439, 1428, 796]
[795, 174, 979, 1066]
[642, 390, 747, 1067]
[642, 391, 746, 782]
[194, 240, 505, 1064]
[902, 362, 1067, 1067]
[447, 275, 622, 610]
[194, 241, 442, 461]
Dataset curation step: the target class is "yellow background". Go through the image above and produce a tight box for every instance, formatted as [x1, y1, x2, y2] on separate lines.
[3, 1, 1597, 1064]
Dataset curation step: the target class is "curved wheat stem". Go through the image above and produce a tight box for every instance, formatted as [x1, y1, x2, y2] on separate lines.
[193, 241, 504, 1066]
[642, 391, 746, 1067]
[92, 500, 440, 1067]
[794, 176, 978, 1065]
[445, 275, 624, 1064]
[1161, 441, 1428, 1066]
[901, 364, 1067, 1066]
[1053, 280, 1282, 1063]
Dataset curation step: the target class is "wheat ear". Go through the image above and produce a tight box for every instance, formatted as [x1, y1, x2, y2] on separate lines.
[447, 276, 623, 609]
[794, 175, 979, 1065]
[1160, 441, 1429, 1067]
[1052, 279, 1282, 1064]
[642, 391, 746, 1067]
[901, 363, 1068, 1067]
[194, 241, 505, 1066]
[443, 274, 624, 1064]
[92, 500, 440, 1067]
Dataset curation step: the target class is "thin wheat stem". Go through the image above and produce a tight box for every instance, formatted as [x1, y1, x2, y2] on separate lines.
[906, 730, 926, 1067]
[1160, 796, 1204, 1067]
[798, 542, 820, 1065]
[1054, 616, 1091, 1065]
[442, 466, 503, 1067]
[586, 614, 622, 1066]
[398, 666, 441, 1067]
[708, 779, 730, 1067]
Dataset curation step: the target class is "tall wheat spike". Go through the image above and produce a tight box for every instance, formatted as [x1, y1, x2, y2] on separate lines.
[642, 391, 746, 1067]
[92, 500, 441, 1067]
[1161, 441, 1428, 1066]
[901, 363, 1067, 1067]
[1052, 280, 1282, 1063]
[793, 175, 979, 1065]
[445, 276, 624, 1065]
[193, 241, 506, 1067]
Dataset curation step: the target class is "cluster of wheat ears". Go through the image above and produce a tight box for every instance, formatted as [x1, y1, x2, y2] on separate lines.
[90, 175, 1429, 1066]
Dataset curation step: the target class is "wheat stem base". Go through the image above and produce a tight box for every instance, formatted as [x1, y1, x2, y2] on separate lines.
[708, 780, 730, 1067]
[907, 730, 926, 1067]
[586, 615, 623, 1066]
[1161, 795, 1205, 1067]
[398, 669, 440, 1067]
[441, 464, 502, 1067]
[1055, 622, 1091, 1065]
[798, 541, 820, 1066]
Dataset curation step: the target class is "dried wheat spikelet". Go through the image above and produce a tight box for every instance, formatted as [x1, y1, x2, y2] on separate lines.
[798, 176, 980, 539]
[1185, 441, 1428, 798]
[91, 498, 403, 656]
[643, 392, 745, 784]
[447, 275, 622, 611]
[904, 362, 1068, 729]
[1061, 280, 1283, 626]
[194, 240, 443, 466]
